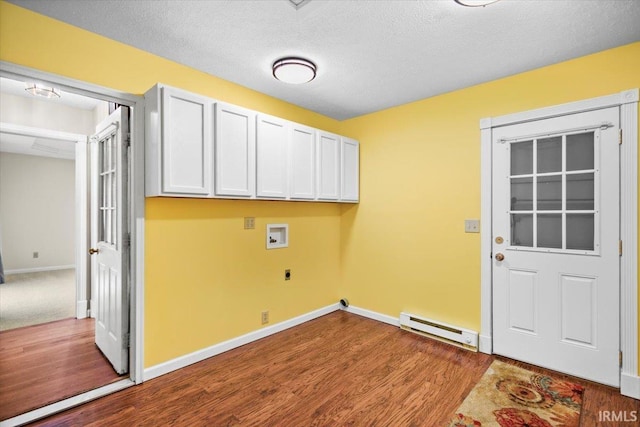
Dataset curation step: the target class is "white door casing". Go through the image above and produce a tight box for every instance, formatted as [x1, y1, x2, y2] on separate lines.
[92, 107, 129, 375]
[492, 107, 620, 386]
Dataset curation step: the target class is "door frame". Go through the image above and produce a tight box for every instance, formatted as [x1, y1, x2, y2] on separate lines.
[479, 89, 639, 398]
[0, 61, 145, 420]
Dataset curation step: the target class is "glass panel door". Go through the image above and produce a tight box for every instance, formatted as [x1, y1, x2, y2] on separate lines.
[509, 130, 598, 253]
[98, 132, 117, 247]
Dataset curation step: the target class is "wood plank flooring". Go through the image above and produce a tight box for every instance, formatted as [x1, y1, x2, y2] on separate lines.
[0, 318, 124, 420]
[28, 311, 639, 426]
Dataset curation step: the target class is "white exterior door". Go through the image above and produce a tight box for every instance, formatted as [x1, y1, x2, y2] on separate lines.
[492, 107, 620, 386]
[91, 107, 129, 375]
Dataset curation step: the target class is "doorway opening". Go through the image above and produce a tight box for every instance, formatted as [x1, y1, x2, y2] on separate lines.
[0, 63, 144, 424]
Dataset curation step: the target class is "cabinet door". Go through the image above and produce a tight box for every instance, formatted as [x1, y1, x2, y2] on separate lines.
[317, 131, 340, 200]
[289, 124, 316, 200]
[161, 87, 212, 195]
[256, 114, 288, 199]
[341, 137, 359, 202]
[215, 102, 256, 197]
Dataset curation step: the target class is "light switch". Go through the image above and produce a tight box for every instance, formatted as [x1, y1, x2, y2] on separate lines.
[465, 219, 480, 233]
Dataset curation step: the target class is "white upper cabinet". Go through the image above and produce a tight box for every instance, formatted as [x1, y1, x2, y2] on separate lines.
[145, 84, 212, 197]
[144, 83, 358, 203]
[341, 137, 359, 202]
[289, 124, 316, 200]
[256, 114, 288, 199]
[215, 102, 256, 197]
[317, 131, 341, 200]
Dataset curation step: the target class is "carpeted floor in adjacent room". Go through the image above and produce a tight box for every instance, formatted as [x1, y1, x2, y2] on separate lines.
[0, 269, 75, 331]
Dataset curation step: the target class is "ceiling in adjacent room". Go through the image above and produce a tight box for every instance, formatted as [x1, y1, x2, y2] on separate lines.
[7, 0, 640, 120]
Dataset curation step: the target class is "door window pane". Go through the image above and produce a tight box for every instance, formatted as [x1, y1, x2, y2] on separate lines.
[567, 214, 594, 251]
[511, 177, 533, 211]
[566, 173, 594, 210]
[538, 214, 562, 249]
[511, 214, 533, 247]
[567, 132, 594, 171]
[537, 136, 562, 173]
[511, 140, 533, 175]
[537, 175, 562, 210]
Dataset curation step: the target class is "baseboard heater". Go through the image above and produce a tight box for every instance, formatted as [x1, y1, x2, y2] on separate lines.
[399, 312, 478, 352]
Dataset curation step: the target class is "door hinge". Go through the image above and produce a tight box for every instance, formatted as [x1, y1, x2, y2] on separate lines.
[619, 240, 623, 256]
[124, 332, 130, 349]
[125, 232, 131, 248]
[126, 132, 131, 147]
[619, 129, 623, 145]
[620, 351, 623, 367]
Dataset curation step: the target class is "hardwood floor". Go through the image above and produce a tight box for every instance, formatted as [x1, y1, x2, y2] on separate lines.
[29, 311, 638, 426]
[0, 318, 124, 420]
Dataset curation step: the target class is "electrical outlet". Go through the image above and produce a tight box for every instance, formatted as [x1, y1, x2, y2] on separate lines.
[33, 251, 39, 259]
[285, 269, 291, 281]
[261, 311, 269, 324]
[464, 219, 480, 233]
[244, 217, 255, 229]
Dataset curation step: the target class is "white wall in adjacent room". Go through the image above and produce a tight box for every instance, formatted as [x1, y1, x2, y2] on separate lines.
[0, 92, 95, 135]
[0, 152, 75, 271]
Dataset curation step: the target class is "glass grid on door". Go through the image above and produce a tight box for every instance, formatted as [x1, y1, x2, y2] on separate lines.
[98, 131, 117, 247]
[509, 130, 598, 253]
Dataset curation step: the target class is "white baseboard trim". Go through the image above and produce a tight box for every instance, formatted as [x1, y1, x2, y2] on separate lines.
[621, 372, 640, 400]
[479, 334, 492, 355]
[0, 379, 133, 427]
[341, 305, 399, 327]
[143, 303, 341, 382]
[5, 265, 75, 275]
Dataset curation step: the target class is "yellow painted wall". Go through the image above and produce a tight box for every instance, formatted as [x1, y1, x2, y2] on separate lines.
[338, 42, 640, 363]
[2, 1, 639, 373]
[0, 1, 343, 367]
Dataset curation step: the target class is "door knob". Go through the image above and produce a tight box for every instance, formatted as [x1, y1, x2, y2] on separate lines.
[89, 248, 99, 255]
[495, 253, 505, 261]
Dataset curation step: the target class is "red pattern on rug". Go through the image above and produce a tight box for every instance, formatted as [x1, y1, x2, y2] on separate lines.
[448, 360, 584, 427]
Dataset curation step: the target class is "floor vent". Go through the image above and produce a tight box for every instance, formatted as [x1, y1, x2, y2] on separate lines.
[399, 312, 478, 352]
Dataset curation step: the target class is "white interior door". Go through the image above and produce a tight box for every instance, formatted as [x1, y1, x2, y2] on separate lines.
[90, 107, 129, 375]
[492, 107, 620, 386]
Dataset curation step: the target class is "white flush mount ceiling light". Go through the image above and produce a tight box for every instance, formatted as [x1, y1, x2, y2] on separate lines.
[25, 83, 61, 98]
[272, 57, 317, 84]
[454, 0, 501, 6]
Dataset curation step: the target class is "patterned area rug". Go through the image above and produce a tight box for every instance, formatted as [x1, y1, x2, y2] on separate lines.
[449, 360, 584, 427]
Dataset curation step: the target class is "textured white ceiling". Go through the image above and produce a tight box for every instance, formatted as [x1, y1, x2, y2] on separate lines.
[8, 0, 640, 120]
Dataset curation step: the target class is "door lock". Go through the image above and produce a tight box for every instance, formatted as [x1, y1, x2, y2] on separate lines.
[89, 248, 99, 255]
